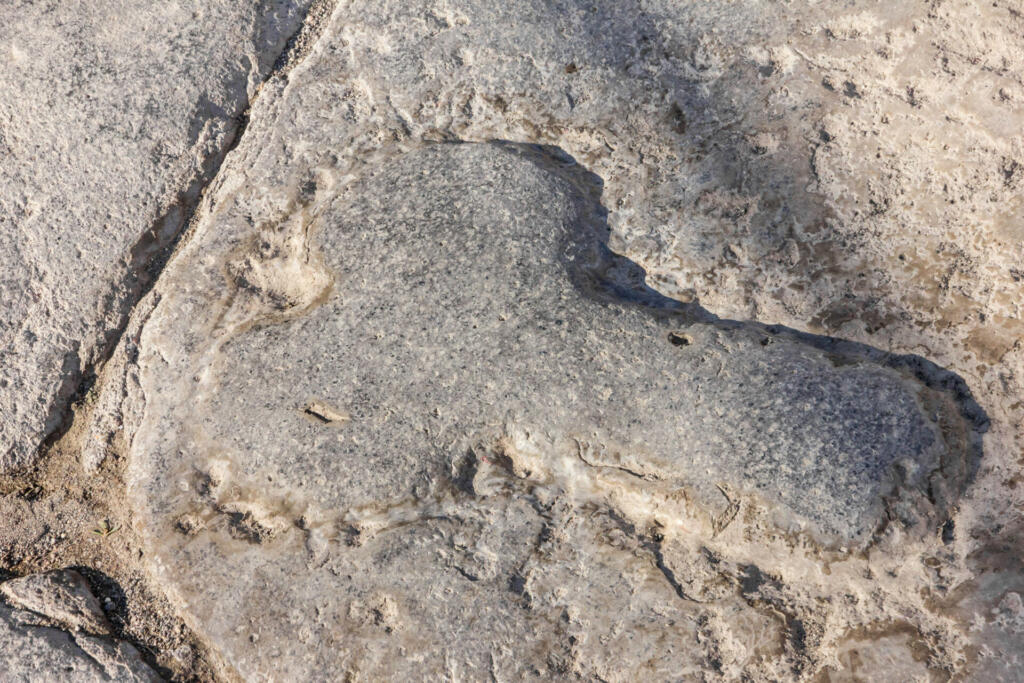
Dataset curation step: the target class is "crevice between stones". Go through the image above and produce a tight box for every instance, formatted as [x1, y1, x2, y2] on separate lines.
[3, 3, 345, 681]
[34, 0, 342, 463]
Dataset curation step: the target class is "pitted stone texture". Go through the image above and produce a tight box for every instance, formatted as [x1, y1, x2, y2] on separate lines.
[163, 0, 1009, 497]
[0, 0, 311, 470]
[128, 142, 974, 679]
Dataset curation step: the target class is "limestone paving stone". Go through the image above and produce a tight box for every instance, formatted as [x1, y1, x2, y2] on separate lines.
[0, 0, 312, 471]
[127, 141, 984, 679]
[0, 0, 1019, 678]
[109, 1, 999, 678]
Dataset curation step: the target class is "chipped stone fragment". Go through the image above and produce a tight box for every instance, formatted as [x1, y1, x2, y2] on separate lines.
[1, 569, 110, 636]
[0, 604, 159, 682]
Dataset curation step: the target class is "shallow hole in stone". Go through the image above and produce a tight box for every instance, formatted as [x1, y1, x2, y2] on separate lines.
[667, 331, 693, 347]
[941, 518, 955, 545]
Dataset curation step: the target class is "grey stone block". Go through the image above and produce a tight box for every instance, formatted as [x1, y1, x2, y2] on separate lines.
[127, 141, 983, 679]
[0, 0, 311, 470]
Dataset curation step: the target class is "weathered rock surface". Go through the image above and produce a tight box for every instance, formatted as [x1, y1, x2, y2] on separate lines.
[127, 139, 983, 677]
[0, 575, 158, 682]
[1, 569, 111, 636]
[2, 0, 1023, 680]
[0, 0, 313, 471]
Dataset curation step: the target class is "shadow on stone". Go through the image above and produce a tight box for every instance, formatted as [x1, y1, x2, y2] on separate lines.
[486, 139, 988, 533]
[68, 566, 172, 681]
